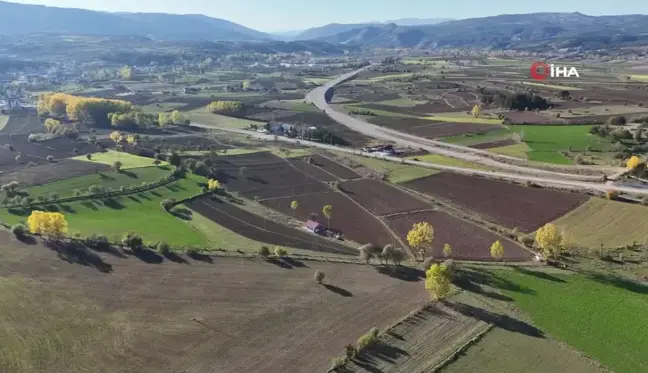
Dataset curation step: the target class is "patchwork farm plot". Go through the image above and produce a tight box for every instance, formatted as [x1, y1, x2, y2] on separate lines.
[0, 110, 44, 135]
[0, 243, 428, 373]
[260, 192, 396, 247]
[186, 196, 354, 255]
[0, 135, 99, 172]
[0, 159, 110, 186]
[386, 210, 530, 261]
[368, 117, 504, 139]
[404, 173, 589, 232]
[340, 178, 430, 216]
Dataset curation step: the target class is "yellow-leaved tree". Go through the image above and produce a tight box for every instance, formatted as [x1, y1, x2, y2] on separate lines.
[27, 210, 68, 239]
[290, 200, 299, 215]
[171, 110, 182, 125]
[490, 240, 505, 261]
[126, 134, 139, 146]
[110, 131, 123, 143]
[425, 263, 452, 300]
[407, 222, 434, 260]
[119, 65, 134, 80]
[443, 243, 452, 258]
[322, 205, 333, 228]
[471, 104, 481, 118]
[626, 155, 642, 169]
[535, 223, 564, 258]
[208, 179, 221, 191]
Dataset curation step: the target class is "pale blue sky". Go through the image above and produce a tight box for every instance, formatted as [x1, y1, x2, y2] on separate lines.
[7, 0, 648, 32]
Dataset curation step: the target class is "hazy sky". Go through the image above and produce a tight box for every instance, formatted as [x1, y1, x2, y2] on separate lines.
[7, 0, 648, 32]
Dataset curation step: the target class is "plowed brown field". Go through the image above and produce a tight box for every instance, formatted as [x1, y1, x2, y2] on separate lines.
[386, 210, 530, 261]
[404, 173, 588, 232]
[261, 191, 396, 246]
[341, 179, 431, 216]
[0, 235, 428, 373]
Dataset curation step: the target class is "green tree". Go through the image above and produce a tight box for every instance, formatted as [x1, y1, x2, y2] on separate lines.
[322, 204, 333, 228]
[121, 232, 143, 251]
[168, 152, 181, 167]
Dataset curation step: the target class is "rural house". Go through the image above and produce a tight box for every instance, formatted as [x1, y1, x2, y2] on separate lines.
[304, 220, 324, 234]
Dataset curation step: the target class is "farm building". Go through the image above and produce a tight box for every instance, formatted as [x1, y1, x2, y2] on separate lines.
[304, 220, 324, 233]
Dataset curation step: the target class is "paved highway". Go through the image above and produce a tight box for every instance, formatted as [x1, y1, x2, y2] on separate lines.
[304, 67, 620, 182]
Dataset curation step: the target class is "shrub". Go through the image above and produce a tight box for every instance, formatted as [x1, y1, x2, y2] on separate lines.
[258, 246, 270, 257]
[314, 270, 325, 284]
[6, 144, 14, 151]
[606, 190, 619, 200]
[357, 327, 380, 350]
[157, 241, 170, 255]
[72, 148, 79, 154]
[121, 232, 143, 251]
[422, 256, 435, 270]
[274, 246, 288, 257]
[86, 153, 92, 160]
[443, 259, 456, 275]
[160, 198, 176, 211]
[10, 223, 27, 238]
[113, 160, 123, 171]
[185, 246, 200, 255]
[345, 344, 357, 360]
[83, 233, 110, 249]
[330, 357, 346, 370]
[46, 155, 54, 162]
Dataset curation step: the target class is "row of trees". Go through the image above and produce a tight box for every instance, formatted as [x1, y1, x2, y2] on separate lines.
[38, 92, 134, 128]
[209, 100, 245, 115]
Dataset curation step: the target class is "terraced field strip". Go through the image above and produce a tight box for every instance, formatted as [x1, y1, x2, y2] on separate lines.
[423, 114, 503, 125]
[551, 197, 648, 247]
[74, 150, 167, 169]
[340, 302, 490, 373]
[328, 152, 440, 184]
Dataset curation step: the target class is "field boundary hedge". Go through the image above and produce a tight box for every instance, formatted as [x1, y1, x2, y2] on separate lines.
[3, 170, 181, 209]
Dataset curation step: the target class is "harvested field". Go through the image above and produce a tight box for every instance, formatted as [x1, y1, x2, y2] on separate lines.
[309, 154, 360, 180]
[287, 158, 338, 182]
[404, 173, 588, 232]
[470, 138, 518, 150]
[386, 210, 530, 261]
[261, 191, 395, 246]
[0, 159, 110, 187]
[0, 135, 99, 172]
[0, 240, 428, 373]
[369, 117, 501, 139]
[142, 136, 228, 151]
[409, 102, 467, 114]
[341, 301, 489, 373]
[1, 110, 43, 135]
[504, 111, 561, 124]
[187, 195, 354, 255]
[240, 183, 329, 200]
[551, 198, 648, 248]
[341, 179, 430, 216]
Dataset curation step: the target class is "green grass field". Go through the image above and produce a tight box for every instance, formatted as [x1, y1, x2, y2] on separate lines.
[187, 109, 265, 129]
[375, 97, 426, 107]
[25, 166, 171, 198]
[368, 73, 416, 81]
[629, 74, 648, 82]
[408, 154, 489, 170]
[441, 128, 514, 145]
[74, 151, 166, 169]
[507, 125, 614, 164]
[489, 143, 530, 159]
[521, 81, 584, 90]
[494, 268, 648, 373]
[425, 114, 503, 125]
[0, 115, 9, 131]
[551, 198, 648, 248]
[0, 174, 210, 247]
[333, 153, 440, 183]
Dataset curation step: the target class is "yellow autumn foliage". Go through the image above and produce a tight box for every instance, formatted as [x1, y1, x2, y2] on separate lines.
[27, 210, 68, 238]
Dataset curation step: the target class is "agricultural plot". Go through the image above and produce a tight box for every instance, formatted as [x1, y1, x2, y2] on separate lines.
[489, 143, 532, 158]
[493, 268, 648, 373]
[0, 135, 98, 172]
[0, 175, 210, 247]
[504, 111, 561, 124]
[369, 117, 502, 139]
[551, 198, 648, 248]
[408, 154, 489, 170]
[0, 159, 110, 187]
[340, 301, 489, 373]
[404, 173, 588, 233]
[470, 138, 518, 150]
[340, 179, 431, 216]
[261, 191, 396, 247]
[187, 195, 355, 255]
[507, 125, 614, 164]
[386, 210, 530, 261]
[308, 154, 361, 180]
[74, 150, 163, 169]
[0, 114, 8, 131]
[0, 244, 428, 373]
[440, 128, 515, 146]
[1, 111, 43, 135]
[329, 153, 440, 184]
[24, 166, 170, 198]
[287, 158, 338, 183]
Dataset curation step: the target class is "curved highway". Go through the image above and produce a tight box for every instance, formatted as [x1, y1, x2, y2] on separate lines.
[305, 67, 617, 182]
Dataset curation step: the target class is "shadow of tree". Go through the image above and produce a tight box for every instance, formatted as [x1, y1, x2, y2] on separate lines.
[454, 268, 536, 296]
[138, 193, 152, 201]
[101, 198, 125, 210]
[170, 206, 193, 221]
[586, 272, 648, 294]
[59, 204, 76, 213]
[283, 257, 308, 268]
[130, 247, 163, 264]
[81, 200, 99, 210]
[513, 266, 566, 283]
[266, 257, 292, 269]
[44, 240, 113, 273]
[164, 251, 190, 264]
[187, 251, 213, 263]
[444, 301, 545, 338]
[375, 265, 424, 282]
[365, 340, 409, 364]
[128, 195, 141, 203]
[323, 283, 353, 297]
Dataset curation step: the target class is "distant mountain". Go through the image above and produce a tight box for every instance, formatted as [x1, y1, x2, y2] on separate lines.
[293, 23, 378, 41]
[381, 18, 452, 26]
[0, 0, 273, 41]
[317, 12, 648, 51]
[270, 30, 306, 41]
